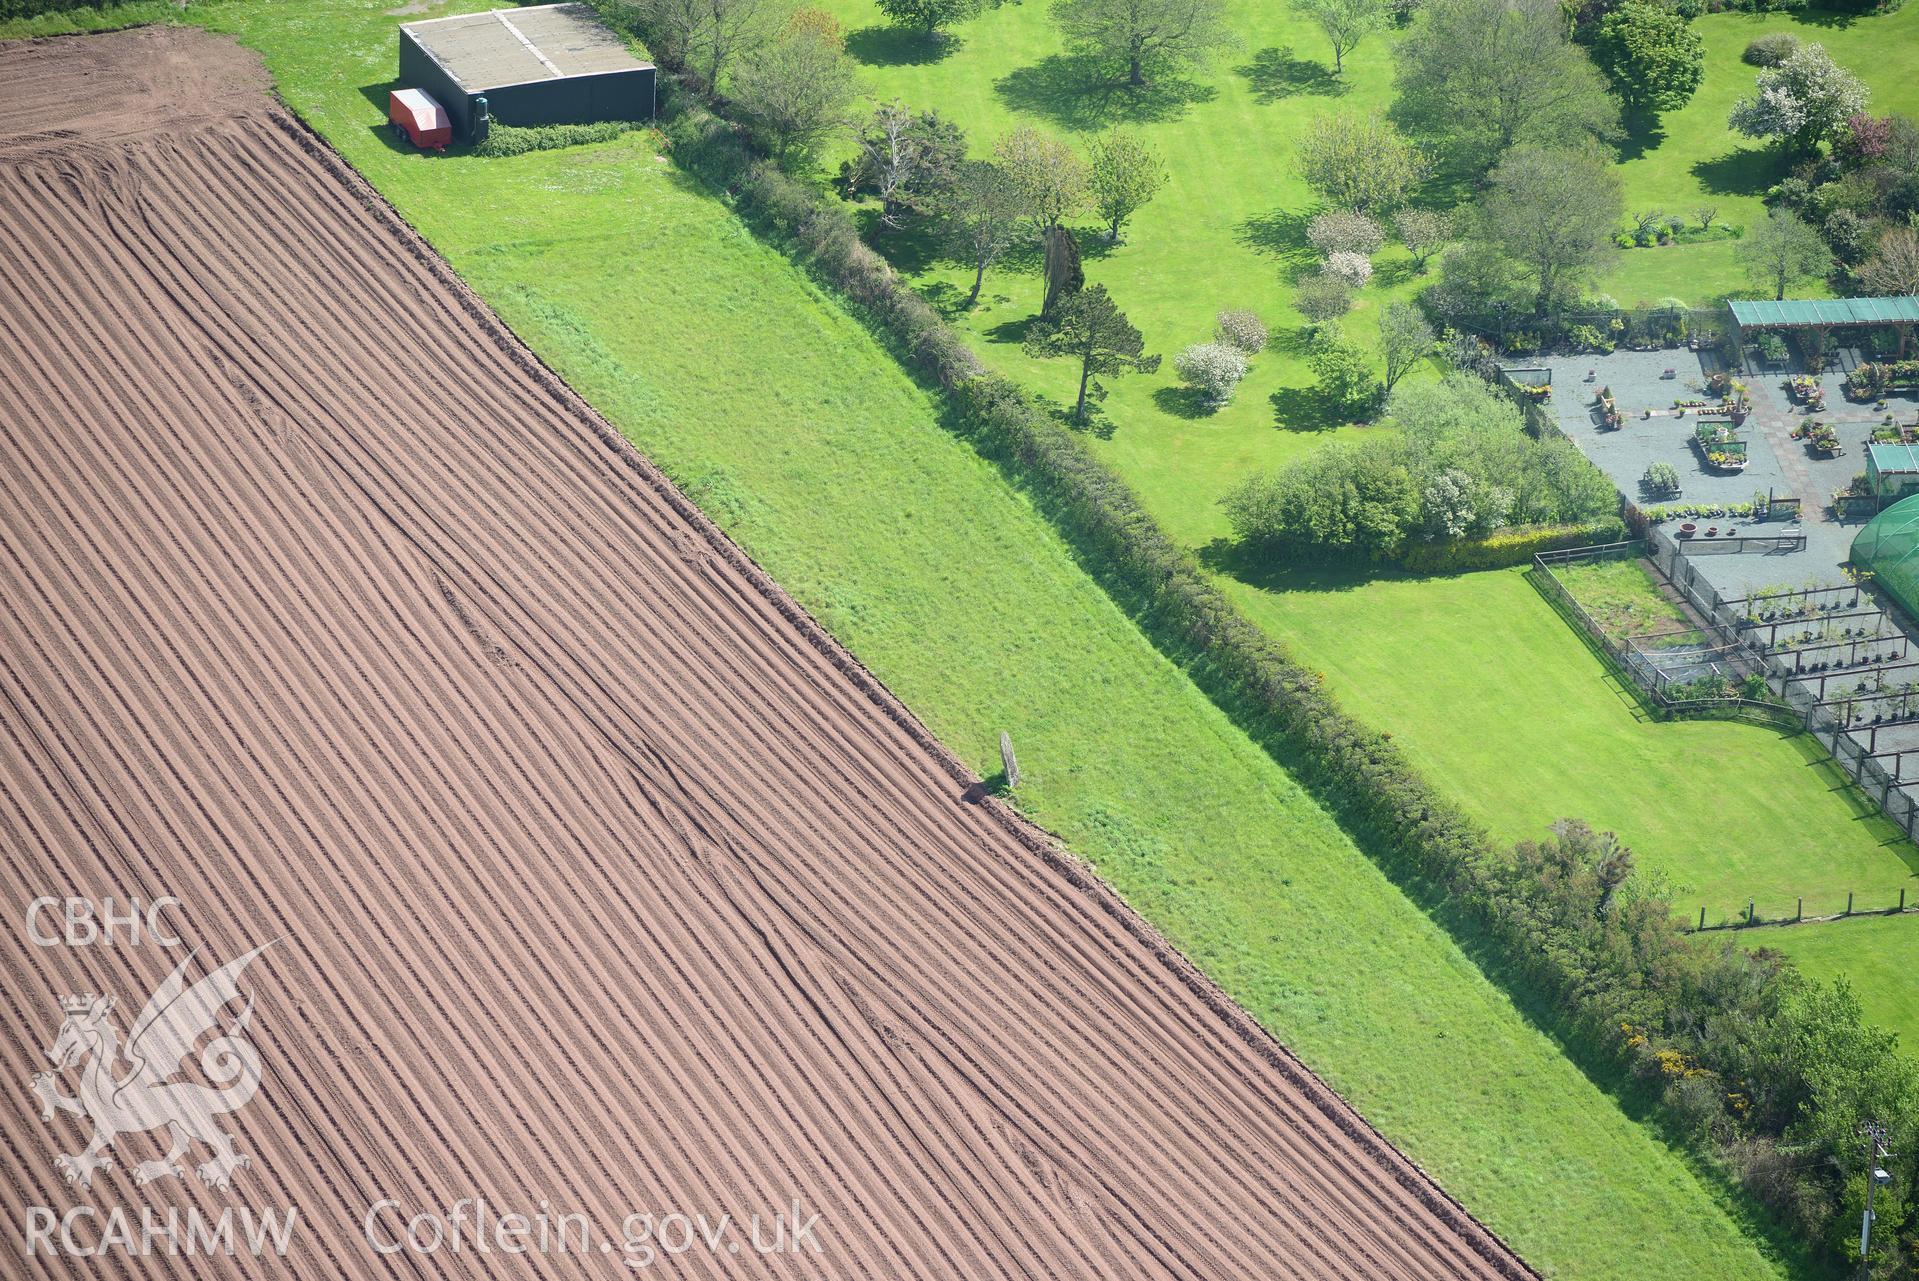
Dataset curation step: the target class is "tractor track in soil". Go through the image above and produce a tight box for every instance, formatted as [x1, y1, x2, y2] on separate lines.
[0, 27, 1529, 1280]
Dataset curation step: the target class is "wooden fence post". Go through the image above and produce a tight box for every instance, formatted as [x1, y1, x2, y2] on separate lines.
[1846, 891, 1854, 916]
[1796, 897, 1803, 922]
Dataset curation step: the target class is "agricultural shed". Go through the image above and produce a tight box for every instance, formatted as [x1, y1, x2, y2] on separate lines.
[1854, 495, 1919, 620]
[398, 3, 654, 142]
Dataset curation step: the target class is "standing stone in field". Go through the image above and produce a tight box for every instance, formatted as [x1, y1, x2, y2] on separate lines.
[1041, 225, 1083, 320]
[1000, 731, 1020, 789]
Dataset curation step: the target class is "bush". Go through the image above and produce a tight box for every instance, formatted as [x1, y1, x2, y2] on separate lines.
[1324, 251, 1374, 287]
[472, 120, 638, 157]
[1310, 335, 1381, 417]
[1214, 309, 1268, 353]
[1306, 209, 1386, 257]
[1294, 274, 1353, 325]
[1743, 32, 1799, 65]
[1396, 518, 1625, 571]
[1174, 342, 1250, 408]
[1568, 323, 1615, 353]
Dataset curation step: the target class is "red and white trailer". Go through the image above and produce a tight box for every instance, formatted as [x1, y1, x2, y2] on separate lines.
[388, 88, 451, 150]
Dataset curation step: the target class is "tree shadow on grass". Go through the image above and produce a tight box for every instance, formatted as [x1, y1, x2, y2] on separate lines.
[845, 25, 959, 67]
[1615, 113, 1668, 164]
[1691, 147, 1777, 199]
[994, 55, 1216, 132]
[1236, 208, 1313, 263]
[984, 313, 1039, 346]
[1269, 383, 1343, 433]
[1152, 384, 1214, 419]
[1196, 536, 1381, 594]
[1235, 46, 1345, 103]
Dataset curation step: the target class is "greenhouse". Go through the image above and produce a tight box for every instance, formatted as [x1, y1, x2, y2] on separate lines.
[1853, 494, 1919, 620]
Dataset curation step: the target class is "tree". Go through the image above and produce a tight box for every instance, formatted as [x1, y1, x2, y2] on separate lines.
[1307, 209, 1385, 257]
[731, 24, 857, 163]
[1858, 225, 1919, 297]
[1174, 342, 1249, 407]
[994, 127, 1088, 241]
[1591, 2, 1704, 120]
[1311, 334, 1382, 419]
[1023, 285, 1161, 422]
[1291, 0, 1389, 75]
[846, 101, 967, 229]
[939, 160, 1024, 308]
[1729, 42, 1869, 156]
[634, 0, 775, 89]
[1394, 208, 1452, 272]
[1296, 111, 1429, 214]
[1738, 208, 1832, 299]
[876, 0, 976, 37]
[1378, 301, 1436, 397]
[1294, 274, 1353, 326]
[1087, 129, 1168, 242]
[1392, 0, 1618, 174]
[1693, 203, 1718, 231]
[1476, 146, 1623, 315]
[1324, 251, 1373, 287]
[1050, 0, 1233, 88]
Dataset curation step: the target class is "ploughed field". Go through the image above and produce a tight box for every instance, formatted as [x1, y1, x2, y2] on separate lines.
[0, 28, 1528, 1280]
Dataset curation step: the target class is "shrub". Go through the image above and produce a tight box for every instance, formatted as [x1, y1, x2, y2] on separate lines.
[1743, 32, 1799, 66]
[472, 120, 638, 157]
[1214, 309, 1269, 353]
[1324, 251, 1374, 287]
[1306, 209, 1386, 257]
[1294, 274, 1353, 324]
[1569, 323, 1615, 353]
[1174, 342, 1250, 408]
[1310, 334, 1382, 417]
[1396, 518, 1625, 571]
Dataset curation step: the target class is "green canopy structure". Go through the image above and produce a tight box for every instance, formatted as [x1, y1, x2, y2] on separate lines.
[1853, 495, 1919, 619]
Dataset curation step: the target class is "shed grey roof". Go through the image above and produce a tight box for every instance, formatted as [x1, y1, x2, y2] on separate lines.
[1728, 297, 1919, 330]
[401, 4, 649, 92]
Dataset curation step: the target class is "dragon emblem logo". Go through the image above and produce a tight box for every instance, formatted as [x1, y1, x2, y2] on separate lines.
[31, 942, 273, 1192]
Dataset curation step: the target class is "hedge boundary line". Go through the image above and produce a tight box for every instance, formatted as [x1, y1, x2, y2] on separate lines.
[595, 24, 1911, 1272]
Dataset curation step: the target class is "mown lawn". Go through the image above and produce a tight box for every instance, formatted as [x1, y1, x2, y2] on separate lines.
[2, 0, 1798, 1274]
[1223, 565, 1918, 920]
[1747, 914, 1919, 1056]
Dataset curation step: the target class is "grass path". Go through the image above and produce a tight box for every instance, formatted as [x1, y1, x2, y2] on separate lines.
[1, 0, 1803, 1273]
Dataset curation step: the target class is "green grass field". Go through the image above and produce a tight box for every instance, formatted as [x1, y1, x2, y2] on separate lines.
[1746, 915, 1919, 1055]
[0, 0, 1804, 1273]
[1223, 565, 1916, 921]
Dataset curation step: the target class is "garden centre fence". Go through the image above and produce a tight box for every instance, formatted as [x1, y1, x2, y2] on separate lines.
[1536, 537, 1919, 927]
[1538, 533, 1919, 834]
[1643, 527, 1919, 845]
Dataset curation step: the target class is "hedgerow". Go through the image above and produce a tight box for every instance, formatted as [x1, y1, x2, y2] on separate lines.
[595, 9, 1919, 1270]
[472, 120, 639, 158]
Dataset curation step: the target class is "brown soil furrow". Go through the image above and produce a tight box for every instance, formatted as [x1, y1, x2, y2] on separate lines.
[0, 27, 1531, 1281]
